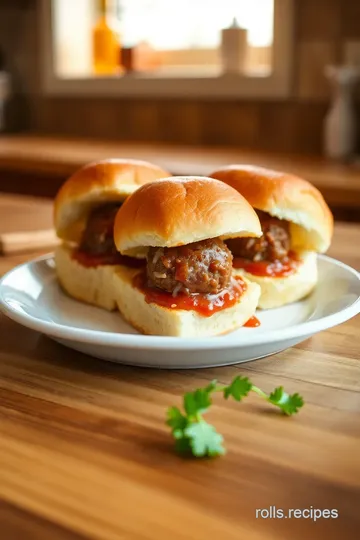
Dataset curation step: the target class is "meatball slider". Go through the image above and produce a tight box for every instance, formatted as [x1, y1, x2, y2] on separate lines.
[210, 165, 333, 309]
[113, 176, 262, 337]
[54, 158, 170, 310]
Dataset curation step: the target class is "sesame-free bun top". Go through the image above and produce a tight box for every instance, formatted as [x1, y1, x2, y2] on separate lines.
[210, 164, 333, 253]
[114, 176, 262, 257]
[54, 159, 170, 243]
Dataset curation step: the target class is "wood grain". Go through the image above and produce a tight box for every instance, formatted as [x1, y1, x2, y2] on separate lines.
[0, 195, 359, 539]
[0, 500, 86, 540]
[0, 136, 360, 210]
[297, 0, 342, 41]
[0, 229, 58, 255]
[25, 95, 360, 154]
[0, 192, 54, 234]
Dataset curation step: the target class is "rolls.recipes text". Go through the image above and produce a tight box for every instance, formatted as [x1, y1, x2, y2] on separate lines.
[255, 506, 338, 521]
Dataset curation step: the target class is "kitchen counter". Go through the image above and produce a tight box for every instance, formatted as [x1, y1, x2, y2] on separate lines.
[0, 135, 360, 211]
[0, 193, 359, 539]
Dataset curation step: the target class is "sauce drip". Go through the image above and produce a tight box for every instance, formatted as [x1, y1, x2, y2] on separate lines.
[133, 273, 247, 317]
[73, 250, 145, 269]
[233, 251, 300, 277]
[244, 316, 261, 328]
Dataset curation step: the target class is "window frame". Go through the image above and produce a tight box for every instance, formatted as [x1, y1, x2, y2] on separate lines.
[40, 0, 294, 100]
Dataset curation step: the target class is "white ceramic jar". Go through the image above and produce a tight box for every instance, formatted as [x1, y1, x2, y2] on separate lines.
[324, 65, 360, 161]
[220, 18, 248, 75]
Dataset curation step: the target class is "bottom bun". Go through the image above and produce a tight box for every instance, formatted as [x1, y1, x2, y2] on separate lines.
[232, 251, 317, 309]
[55, 244, 118, 311]
[114, 267, 261, 337]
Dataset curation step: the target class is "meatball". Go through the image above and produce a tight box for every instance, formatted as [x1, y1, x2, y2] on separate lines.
[147, 238, 233, 295]
[79, 203, 121, 256]
[226, 211, 290, 262]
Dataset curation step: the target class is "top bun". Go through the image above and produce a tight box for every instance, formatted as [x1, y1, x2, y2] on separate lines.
[210, 164, 333, 253]
[54, 159, 170, 243]
[114, 176, 262, 257]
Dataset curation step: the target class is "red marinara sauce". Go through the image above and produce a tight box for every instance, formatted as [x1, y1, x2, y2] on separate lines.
[132, 273, 247, 317]
[233, 250, 300, 278]
[72, 250, 145, 269]
[244, 316, 261, 328]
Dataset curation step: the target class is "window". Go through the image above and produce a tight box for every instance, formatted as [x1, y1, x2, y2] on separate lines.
[119, 0, 273, 50]
[41, 0, 294, 98]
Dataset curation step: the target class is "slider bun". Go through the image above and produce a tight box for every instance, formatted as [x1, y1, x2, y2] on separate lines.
[232, 251, 317, 309]
[114, 267, 261, 337]
[114, 176, 262, 257]
[55, 244, 118, 311]
[54, 159, 170, 244]
[210, 165, 333, 253]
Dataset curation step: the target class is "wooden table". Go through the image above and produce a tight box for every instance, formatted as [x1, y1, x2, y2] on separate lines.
[0, 192, 55, 273]
[0, 194, 359, 540]
[0, 135, 360, 212]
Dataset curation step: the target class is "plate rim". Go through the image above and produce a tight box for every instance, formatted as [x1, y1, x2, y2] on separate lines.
[0, 253, 359, 351]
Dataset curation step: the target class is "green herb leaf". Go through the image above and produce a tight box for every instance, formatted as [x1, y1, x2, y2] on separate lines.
[166, 406, 188, 431]
[268, 386, 304, 416]
[204, 379, 218, 393]
[223, 375, 252, 401]
[183, 388, 212, 418]
[174, 436, 193, 455]
[184, 421, 225, 457]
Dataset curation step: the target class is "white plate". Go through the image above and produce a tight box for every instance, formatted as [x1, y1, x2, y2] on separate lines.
[0, 254, 359, 369]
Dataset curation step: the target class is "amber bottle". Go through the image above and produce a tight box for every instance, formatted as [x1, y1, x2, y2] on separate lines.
[92, 0, 119, 75]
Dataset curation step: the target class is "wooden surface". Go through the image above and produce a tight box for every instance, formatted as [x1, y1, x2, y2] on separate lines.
[0, 192, 54, 233]
[0, 135, 360, 208]
[0, 194, 359, 540]
[0, 193, 54, 272]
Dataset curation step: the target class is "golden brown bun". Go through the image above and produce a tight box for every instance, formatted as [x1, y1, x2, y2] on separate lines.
[232, 251, 317, 309]
[114, 176, 262, 257]
[54, 245, 119, 311]
[54, 159, 170, 244]
[210, 165, 333, 253]
[114, 266, 261, 337]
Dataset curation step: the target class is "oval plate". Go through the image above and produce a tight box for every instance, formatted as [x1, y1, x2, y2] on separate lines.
[0, 254, 359, 369]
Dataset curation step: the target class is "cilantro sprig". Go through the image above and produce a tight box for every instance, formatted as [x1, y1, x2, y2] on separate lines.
[166, 376, 304, 458]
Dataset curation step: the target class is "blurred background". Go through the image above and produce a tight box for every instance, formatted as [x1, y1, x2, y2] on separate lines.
[2, 0, 360, 148]
[0, 0, 359, 223]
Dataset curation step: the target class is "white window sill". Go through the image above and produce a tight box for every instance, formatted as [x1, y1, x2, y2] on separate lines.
[43, 70, 288, 100]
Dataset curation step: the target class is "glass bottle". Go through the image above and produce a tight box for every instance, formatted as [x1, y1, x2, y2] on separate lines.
[92, 0, 119, 75]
